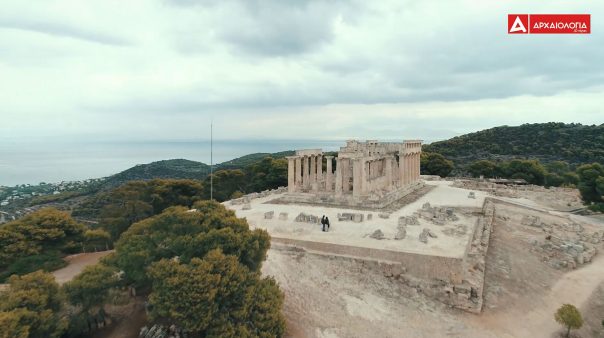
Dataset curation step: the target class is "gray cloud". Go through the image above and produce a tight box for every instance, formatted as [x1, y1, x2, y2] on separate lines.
[0, 0, 602, 143]
[0, 18, 131, 46]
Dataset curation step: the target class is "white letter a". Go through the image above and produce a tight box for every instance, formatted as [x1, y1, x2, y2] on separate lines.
[510, 16, 527, 33]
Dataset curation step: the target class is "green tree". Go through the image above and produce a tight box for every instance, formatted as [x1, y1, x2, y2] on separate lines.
[420, 152, 454, 177]
[3, 208, 85, 254]
[83, 229, 111, 252]
[114, 201, 270, 287]
[147, 249, 285, 337]
[500, 159, 546, 185]
[63, 264, 120, 314]
[1, 209, 85, 280]
[203, 170, 247, 201]
[0, 271, 67, 338]
[247, 157, 288, 193]
[76, 179, 204, 240]
[467, 160, 498, 178]
[554, 304, 583, 337]
[0, 309, 30, 338]
[576, 163, 604, 208]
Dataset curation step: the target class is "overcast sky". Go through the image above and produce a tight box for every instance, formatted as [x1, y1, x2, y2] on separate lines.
[1, 0, 602, 143]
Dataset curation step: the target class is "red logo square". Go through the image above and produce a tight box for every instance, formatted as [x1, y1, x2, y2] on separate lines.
[508, 14, 529, 34]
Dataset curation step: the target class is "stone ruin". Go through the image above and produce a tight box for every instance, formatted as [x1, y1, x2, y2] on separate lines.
[442, 224, 468, 237]
[419, 228, 437, 243]
[399, 215, 419, 226]
[230, 186, 288, 206]
[521, 215, 541, 227]
[278, 212, 288, 220]
[378, 212, 391, 219]
[417, 203, 458, 225]
[295, 212, 320, 224]
[337, 212, 364, 223]
[242, 203, 251, 210]
[264, 211, 274, 219]
[285, 140, 423, 209]
[369, 229, 385, 240]
[468, 191, 475, 199]
[395, 224, 407, 240]
[533, 227, 601, 269]
[522, 214, 604, 269]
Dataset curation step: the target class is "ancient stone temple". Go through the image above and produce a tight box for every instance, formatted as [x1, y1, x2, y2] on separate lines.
[283, 140, 422, 208]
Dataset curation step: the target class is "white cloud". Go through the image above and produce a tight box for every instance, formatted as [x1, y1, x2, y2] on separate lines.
[0, 0, 602, 142]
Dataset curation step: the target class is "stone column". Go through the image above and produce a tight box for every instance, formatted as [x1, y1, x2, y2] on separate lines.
[295, 157, 302, 189]
[416, 153, 420, 181]
[341, 158, 350, 192]
[364, 160, 370, 192]
[287, 156, 295, 193]
[417, 152, 421, 178]
[316, 154, 323, 184]
[353, 158, 363, 197]
[310, 155, 316, 186]
[401, 155, 406, 185]
[412, 154, 416, 182]
[335, 157, 342, 195]
[325, 156, 333, 191]
[385, 156, 393, 190]
[415, 152, 419, 181]
[405, 154, 411, 185]
[303, 156, 310, 189]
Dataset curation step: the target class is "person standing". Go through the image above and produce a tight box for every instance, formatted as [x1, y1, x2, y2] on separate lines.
[321, 215, 326, 231]
[325, 216, 330, 231]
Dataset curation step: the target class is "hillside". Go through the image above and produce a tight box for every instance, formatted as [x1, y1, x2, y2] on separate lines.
[101, 151, 294, 189]
[102, 159, 211, 188]
[217, 151, 294, 169]
[423, 122, 604, 166]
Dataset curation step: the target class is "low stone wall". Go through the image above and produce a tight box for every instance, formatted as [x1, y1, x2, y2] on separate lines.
[230, 187, 287, 205]
[271, 236, 464, 283]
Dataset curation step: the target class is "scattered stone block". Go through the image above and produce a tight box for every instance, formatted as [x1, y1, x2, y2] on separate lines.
[521, 215, 540, 227]
[419, 230, 428, 243]
[338, 212, 364, 222]
[295, 212, 320, 223]
[264, 211, 274, 219]
[394, 227, 407, 240]
[378, 212, 390, 219]
[370, 229, 385, 240]
[406, 215, 419, 225]
[242, 203, 251, 210]
[468, 191, 475, 199]
[367, 213, 373, 220]
[419, 228, 437, 243]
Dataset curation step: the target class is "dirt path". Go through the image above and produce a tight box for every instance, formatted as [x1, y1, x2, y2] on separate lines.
[52, 250, 113, 284]
[470, 243, 604, 337]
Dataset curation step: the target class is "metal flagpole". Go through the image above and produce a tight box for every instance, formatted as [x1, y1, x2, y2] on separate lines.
[210, 119, 213, 201]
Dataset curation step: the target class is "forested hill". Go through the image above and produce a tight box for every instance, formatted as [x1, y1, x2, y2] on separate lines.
[102, 151, 294, 189]
[217, 150, 294, 169]
[423, 123, 604, 165]
[102, 159, 211, 188]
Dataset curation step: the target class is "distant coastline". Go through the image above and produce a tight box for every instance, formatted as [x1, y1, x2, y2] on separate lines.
[0, 139, 348, 186]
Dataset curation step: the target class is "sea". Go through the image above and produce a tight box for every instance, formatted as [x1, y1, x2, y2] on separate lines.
[0, 139, 349, 187]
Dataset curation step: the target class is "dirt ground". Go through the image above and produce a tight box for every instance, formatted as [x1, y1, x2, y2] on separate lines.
[67, 186, 604, 338]
[261, 197, 604, 338]
[52, 250, 112, 284]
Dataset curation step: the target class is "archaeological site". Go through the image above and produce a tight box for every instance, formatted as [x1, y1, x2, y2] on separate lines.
[225, 139, 604, 338]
